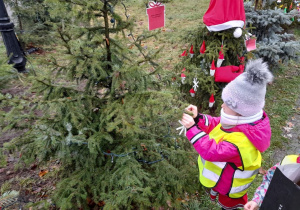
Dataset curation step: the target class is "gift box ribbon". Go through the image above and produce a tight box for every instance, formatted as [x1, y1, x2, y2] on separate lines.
[149, 1, 162, 8]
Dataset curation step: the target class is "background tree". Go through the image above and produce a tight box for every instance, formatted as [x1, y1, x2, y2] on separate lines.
[3, 0, 200, 209]
[245, 0, 300, 67]
[5, 0, 54, 48]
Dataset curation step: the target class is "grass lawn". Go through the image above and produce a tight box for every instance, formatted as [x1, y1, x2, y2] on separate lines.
[1, 0, 300, 209]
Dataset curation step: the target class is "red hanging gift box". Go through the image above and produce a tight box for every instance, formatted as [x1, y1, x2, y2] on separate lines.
[147, 2, 165, 31]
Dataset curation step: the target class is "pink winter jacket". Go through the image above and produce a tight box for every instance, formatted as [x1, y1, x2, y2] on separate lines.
[186, 111, 271, 195]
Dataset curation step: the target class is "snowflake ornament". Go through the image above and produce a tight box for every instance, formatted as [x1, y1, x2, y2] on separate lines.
[193, 78, 199, 91]
[176, 120, 187, 136]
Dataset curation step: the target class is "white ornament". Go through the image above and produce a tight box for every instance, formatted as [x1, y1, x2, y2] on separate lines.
[192, 78, 199, 91]
[233, 28, 243, 38]
[176, 120, 187, 136]
[245, 32, 253, 40]
[181, 73, 186, 84]
[181, 77, 186, 84]
[217, 59, 224, 68]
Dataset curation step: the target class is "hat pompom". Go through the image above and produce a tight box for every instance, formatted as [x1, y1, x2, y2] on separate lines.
[233, 28, 243, 38]
[245, 59, 273, 85]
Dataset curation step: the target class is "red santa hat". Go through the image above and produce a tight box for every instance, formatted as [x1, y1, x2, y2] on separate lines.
[209, 94, 215, 108]
[181, 50, 188, 57]
[189, 45, 195, 58]
[217, 45, 225, 67]
[200, 40, 206, 54]
[210, 60, 216, 76]
[189, 88, 195, 97]
[203, 0, 246, 32]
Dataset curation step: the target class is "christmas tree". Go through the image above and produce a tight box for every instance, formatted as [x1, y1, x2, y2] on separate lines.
[245, 0, 300, 67]
[176, 0, 247, 114]
[3, 0, 200, 209]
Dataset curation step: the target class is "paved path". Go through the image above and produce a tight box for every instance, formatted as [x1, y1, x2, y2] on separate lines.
[273, 98, 300, 163]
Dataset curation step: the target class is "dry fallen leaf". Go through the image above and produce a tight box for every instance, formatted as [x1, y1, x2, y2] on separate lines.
[287, 122, 294, 128]
[98, 201, 105, 207]
[39, 169, 49, 177]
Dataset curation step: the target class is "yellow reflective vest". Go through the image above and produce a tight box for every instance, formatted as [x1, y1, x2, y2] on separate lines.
[281, 155, 299, 165]
[198, 124, 261, 198]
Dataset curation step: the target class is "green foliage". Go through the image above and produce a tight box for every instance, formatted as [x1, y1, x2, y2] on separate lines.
[0, 56, 16, 89]
[245, 2, 300, 67]
[0, 148, 7, 168]
[6, 0, 55, 47]
[0, 181, 12, 195]
[3, 0, 200, 209]
[175, 27, 246, 114]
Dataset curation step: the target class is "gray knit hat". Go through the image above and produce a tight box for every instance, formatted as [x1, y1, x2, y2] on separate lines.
[221, 59, 273, 116]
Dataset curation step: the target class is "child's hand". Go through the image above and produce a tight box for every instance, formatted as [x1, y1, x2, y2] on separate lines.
[181, 113, 195, 129]
[244, 201, 258, 210]
[185, 105, 198, 118]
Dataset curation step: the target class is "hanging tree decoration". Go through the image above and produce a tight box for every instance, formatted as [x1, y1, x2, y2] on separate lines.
[181, 50, 188, 57]
[200, 40, 206, 54]
[233, 28, 243, 38]
[181, 73, 186, 84]
[189, 44, 195, 58]
[289, 2, 293, 10]
[146, 1, 165, 31]
[189, 88, 195, 97]
[192, 77, 199, 91]
[203, 0, 245, 38]
[209, 94, 215, 108]
[176, 120, 187, 136]
[210, 60, 216, 76]
[217, 44, 225, 67]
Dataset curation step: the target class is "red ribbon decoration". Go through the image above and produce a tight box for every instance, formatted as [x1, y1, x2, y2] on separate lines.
[149, 1, 162, 8]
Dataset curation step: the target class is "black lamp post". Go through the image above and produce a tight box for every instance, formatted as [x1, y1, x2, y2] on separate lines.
[0, 0, 27, 72]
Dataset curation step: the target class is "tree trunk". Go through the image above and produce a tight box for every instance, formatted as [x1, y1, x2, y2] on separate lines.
[103, 0, 112, 71]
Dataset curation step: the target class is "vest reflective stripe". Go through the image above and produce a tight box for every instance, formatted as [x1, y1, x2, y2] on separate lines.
[198, 156, 226, 188]
[198, 124, 261, 198]
[234, 169, 259, 179]
[202, 168, 220, 183]
[229, 169, 259, 197]
[281, 155, 298, 165]
[230, 182, 252, 195]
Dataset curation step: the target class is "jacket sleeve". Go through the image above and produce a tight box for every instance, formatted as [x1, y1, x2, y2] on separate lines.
[186, 125, 241, 164]
[252, 163, 280, 206]
[194, 113, 221, 134]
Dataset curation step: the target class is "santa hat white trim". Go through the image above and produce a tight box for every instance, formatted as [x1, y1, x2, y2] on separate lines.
[206, 20, 244, 32]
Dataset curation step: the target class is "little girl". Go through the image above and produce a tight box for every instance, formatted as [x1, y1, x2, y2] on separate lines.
[244, 154, 300, 210]
[181, 59, 273, 210]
